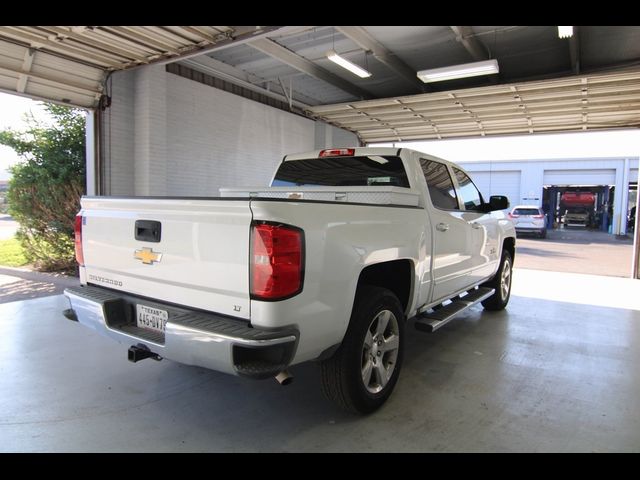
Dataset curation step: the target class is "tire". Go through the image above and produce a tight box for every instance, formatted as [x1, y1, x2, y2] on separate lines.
[539, 229, 547, 239]
[481, 250, 513, 311]
[320, 286, 405, 414]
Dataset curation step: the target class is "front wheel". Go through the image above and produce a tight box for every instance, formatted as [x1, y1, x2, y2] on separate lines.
[481, 250, 513, 311]
[320, 286, 405, 414]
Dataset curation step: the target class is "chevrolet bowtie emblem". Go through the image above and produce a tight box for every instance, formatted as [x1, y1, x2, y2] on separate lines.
[134, 247, 163, 265]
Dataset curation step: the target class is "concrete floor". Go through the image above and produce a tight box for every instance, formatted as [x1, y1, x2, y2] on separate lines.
[1, 268, 639, 452]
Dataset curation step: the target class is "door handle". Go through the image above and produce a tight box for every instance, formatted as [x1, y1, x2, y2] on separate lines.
[470, 222, 482, 229]
[436, 223, 450, 232]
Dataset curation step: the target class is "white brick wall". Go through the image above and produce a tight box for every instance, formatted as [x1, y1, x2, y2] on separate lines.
[101, 66, 358, 196]
[102, 70, 134, 195]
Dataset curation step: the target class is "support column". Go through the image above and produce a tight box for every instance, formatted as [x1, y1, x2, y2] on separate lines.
[613, 161, 625, 235]
[85, 110, 96, 196]
[632, 156, 640, 279]
[620, 158, 630, 235]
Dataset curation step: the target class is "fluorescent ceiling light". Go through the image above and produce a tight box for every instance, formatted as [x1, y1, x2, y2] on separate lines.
[417, 59, 499, 83]
[326, 50, 372, 78]
[558, 26, 573, 38]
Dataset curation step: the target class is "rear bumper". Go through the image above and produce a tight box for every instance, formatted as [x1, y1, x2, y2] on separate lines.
[515, 227, 545, 233]
[63, 285, 298, 379]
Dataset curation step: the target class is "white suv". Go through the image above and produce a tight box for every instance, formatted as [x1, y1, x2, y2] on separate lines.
[509, 205, 547, 238]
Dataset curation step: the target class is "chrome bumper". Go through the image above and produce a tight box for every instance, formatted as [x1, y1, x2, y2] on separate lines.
[63, 285, 298, 379]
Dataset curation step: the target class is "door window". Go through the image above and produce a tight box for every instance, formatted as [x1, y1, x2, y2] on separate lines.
[420, 159, 458, 210]
[453, 167, 483, 210]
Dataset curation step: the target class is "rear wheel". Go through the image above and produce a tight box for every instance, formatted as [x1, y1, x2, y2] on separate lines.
[481, 250, 513, 311]
[320, 286, 405, 414]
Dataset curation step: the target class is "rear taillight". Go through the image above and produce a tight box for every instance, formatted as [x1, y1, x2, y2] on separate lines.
[533, 214, 545, 219]
[508, 213, 519, 218]
[319, 148, 355, 157]
[74, 213, 84, 266]
[251, 222, 304, 301]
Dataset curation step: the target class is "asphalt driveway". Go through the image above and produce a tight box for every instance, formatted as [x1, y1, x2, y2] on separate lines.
[514, 228, 633, 277]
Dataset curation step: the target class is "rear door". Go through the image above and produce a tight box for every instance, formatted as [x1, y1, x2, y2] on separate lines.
[80, 197, 253, 319]
[420, 159, 476, 301]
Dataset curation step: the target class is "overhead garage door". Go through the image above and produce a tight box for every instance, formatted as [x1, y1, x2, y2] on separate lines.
[469, 171, 521, 208]
[543, 169, 616, 185]
[631, 169, 638, 183]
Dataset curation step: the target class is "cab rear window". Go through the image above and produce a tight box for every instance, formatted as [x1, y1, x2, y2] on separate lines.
[272, 156, 410, 188]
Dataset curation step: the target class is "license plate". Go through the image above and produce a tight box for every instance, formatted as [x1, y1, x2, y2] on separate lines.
[136, 304, 168, 334]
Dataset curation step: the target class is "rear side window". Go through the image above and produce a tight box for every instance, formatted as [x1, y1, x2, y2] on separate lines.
[453, 167, 483, 210]
[272, 155, 410, 188]
[420, 159, 458, 210]
[513, 208, 541, 215]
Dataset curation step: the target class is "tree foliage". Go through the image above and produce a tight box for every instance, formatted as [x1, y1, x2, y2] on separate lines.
[0, 103, 86, 271]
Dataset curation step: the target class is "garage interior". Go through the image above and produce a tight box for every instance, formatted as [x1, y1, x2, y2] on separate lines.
[1, 25, 639, 452]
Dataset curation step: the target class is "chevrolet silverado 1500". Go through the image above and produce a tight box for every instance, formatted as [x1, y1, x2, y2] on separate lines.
[63, 147, 516, 413]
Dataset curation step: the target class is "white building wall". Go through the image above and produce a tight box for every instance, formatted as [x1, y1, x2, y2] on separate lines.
[102, 69, 135, 195]
[460, 156, 639, 235]
[134, 65, 168, 196]
[100, 65, 357, 197]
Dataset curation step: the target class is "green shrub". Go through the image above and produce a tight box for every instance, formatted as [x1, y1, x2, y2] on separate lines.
[0, 104, 85, 272]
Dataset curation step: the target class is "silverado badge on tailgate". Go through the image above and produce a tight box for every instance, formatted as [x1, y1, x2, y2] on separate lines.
[134, 247, 163, 265]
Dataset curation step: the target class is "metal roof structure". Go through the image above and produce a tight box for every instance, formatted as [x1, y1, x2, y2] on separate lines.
[306, 69, 640, 142]
[1, 25, 639, 141]
[183, 25, 640, 142]
[0, 26, 281, 107]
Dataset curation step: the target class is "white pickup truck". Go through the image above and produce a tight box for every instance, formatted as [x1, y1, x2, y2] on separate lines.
[63, 147, 516, 413]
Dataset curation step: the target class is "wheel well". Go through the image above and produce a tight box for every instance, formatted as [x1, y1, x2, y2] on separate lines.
[503, 237, 515, 262]
[357, 260, 413, 313]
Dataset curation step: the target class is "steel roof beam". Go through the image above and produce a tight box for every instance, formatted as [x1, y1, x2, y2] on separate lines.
[449, 26, 489, 61]
[16, 48, 35, 93]
[179, 56, 314, 109]
[569, 26, 581, 75]
[335, 26, 425, 93]
[248, 37, 372, 100]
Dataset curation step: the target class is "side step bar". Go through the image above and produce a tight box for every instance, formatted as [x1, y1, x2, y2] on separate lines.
[414, 287, 495, 333]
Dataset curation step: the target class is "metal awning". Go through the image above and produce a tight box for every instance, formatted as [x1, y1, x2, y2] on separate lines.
[0, 26, 272, 108]
[305, 68, 640, 143]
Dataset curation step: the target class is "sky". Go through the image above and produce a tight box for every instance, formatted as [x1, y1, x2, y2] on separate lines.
[0, 91, 52, 181]
[1, 90, 639, 182]
[374, 129, 640, 162]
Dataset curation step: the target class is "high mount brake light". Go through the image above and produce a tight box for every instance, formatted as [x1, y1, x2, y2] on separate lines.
[251, 223, 304, 301]
[319, 148, 355, 157]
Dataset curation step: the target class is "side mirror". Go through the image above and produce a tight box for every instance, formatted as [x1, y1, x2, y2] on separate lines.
[488, 195, 509, 211]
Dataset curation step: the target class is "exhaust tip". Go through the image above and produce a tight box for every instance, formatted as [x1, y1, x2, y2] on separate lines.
[275, 370, 293, 386]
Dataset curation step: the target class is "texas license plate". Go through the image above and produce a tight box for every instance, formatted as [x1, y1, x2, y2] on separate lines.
[136, 304, 168, 334]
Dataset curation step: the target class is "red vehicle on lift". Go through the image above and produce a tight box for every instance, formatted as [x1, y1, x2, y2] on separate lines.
[561, 192, 596, 228]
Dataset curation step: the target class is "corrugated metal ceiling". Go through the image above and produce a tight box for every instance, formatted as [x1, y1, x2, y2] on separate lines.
[1, 25, 639, 142]
[0, 26, 268, 108]
[305, 69, 640, 142]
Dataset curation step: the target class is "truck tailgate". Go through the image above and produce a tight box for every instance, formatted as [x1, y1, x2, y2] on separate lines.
[80, 197, 252, 319]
